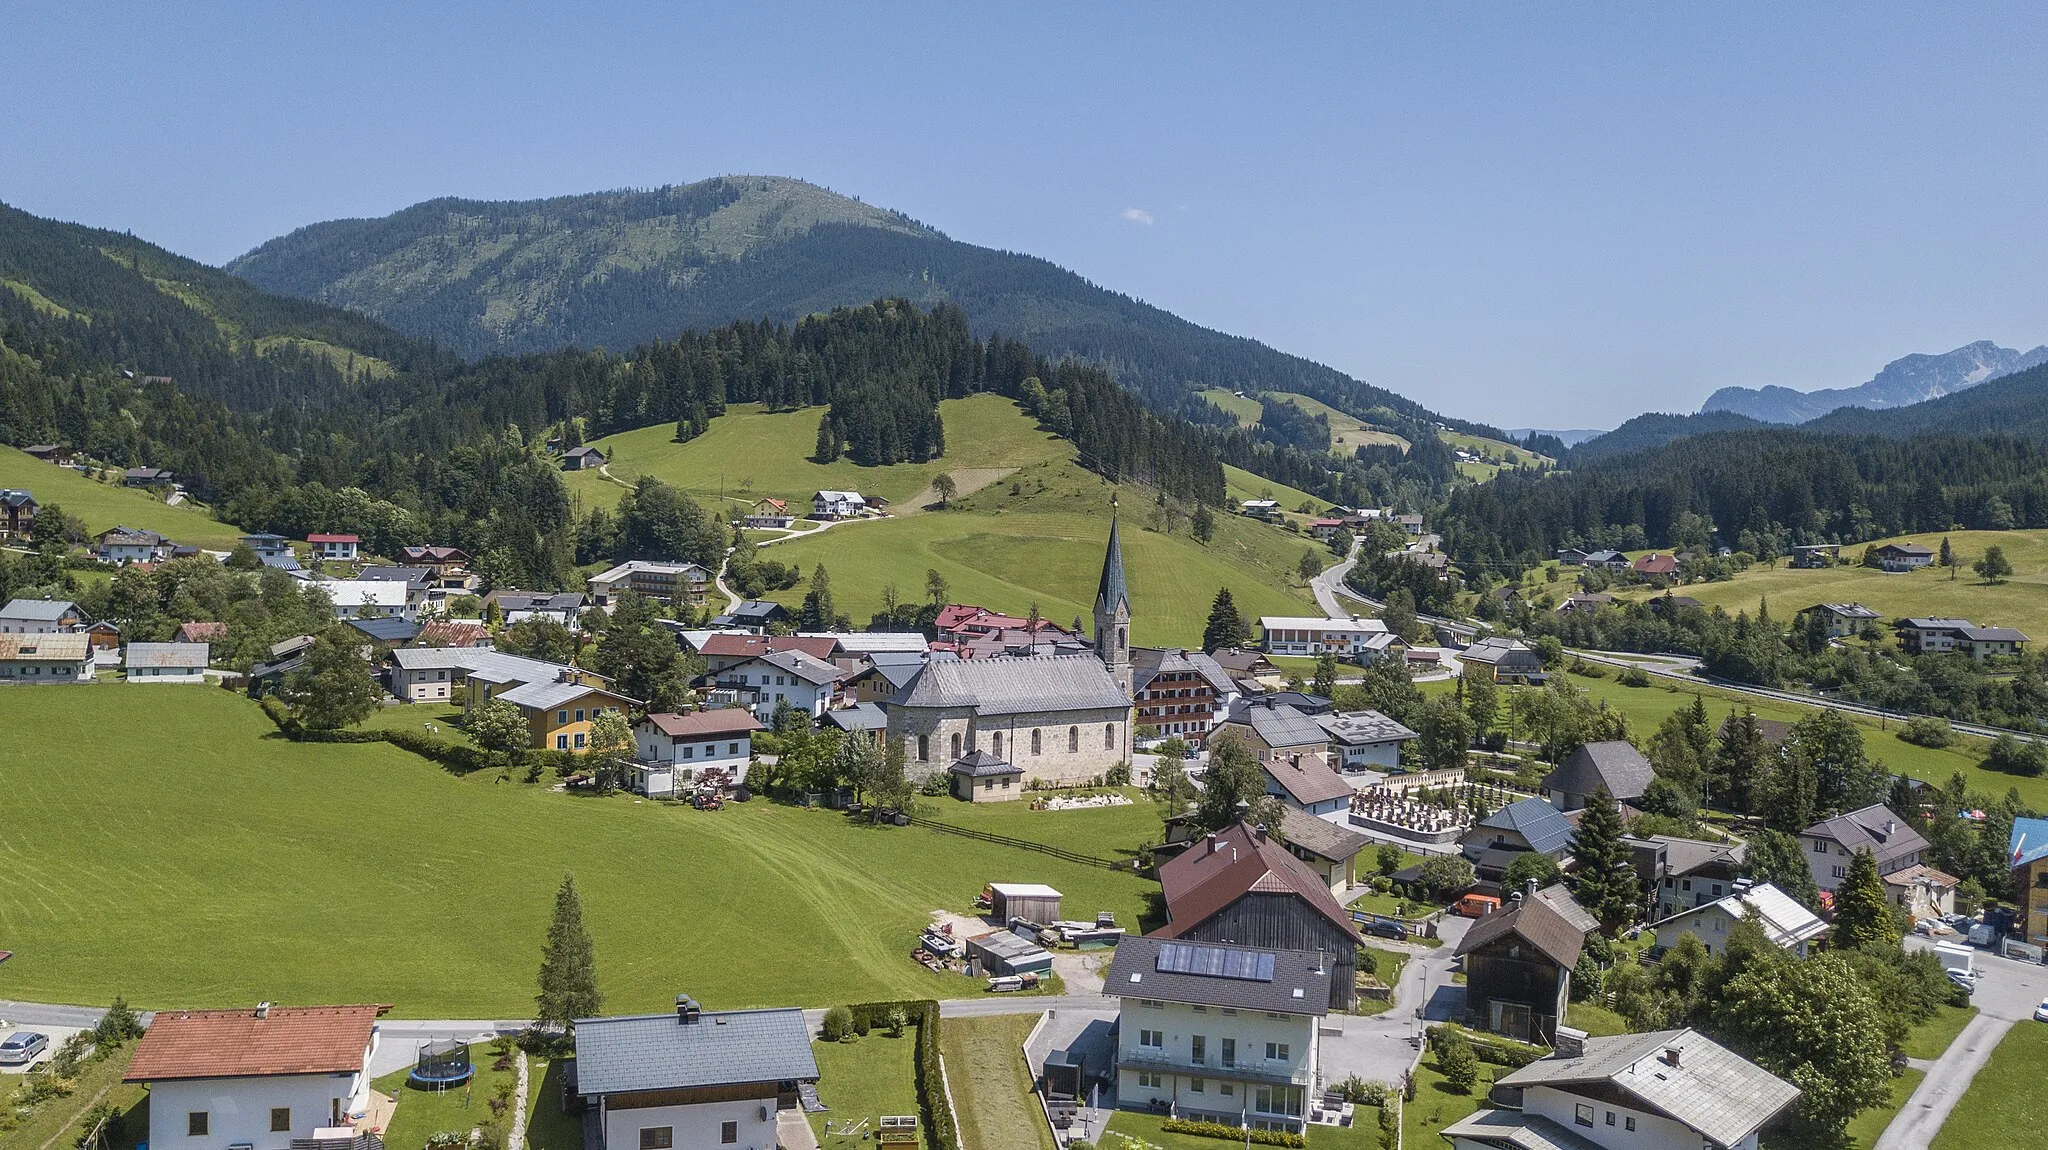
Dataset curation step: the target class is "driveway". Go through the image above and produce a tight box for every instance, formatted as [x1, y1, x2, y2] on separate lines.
[1316, 914, 1470, 1088]
[1875, 941, 2048, 1149]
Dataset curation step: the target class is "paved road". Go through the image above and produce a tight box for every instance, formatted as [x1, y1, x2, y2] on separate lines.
[1873, 941, 2048, 1150]
[1310, 540, 1363, 618]
[1317, 915, 1471, 1087]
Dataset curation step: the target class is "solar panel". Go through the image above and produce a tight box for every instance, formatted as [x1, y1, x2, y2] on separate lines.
[1154, 942, 1276, 982]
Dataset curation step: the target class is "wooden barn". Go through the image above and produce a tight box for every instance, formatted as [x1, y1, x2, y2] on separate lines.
[1452, 883, 1596, 1044]
[988, 882, 1063, 925]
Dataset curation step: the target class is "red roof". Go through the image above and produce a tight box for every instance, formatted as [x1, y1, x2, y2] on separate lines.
[306, 534, 359, 544]
[697, 634, 839, 661]
[1632, 553, 1679, 575]
[642, 709, 765, 737]
[1154, 823, 1360, 943]
[125, 1005, 386, 1082]
[174, 621, 228, 643]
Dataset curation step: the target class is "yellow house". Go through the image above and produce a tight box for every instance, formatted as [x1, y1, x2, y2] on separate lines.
[462, 662, 608, 712]
[495, 680, 641, 751]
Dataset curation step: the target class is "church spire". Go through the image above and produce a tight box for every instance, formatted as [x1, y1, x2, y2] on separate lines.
[1095, 499, 1133, 695]
[1095, 503, 1130, 619]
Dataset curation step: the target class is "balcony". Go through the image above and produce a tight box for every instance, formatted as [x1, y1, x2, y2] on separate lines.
[1118, 1047, 1311, 1086]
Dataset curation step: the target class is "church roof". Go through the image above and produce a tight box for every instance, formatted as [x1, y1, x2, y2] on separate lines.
[1096, 514, 1130, 618]
[889, 654, 1132, 715]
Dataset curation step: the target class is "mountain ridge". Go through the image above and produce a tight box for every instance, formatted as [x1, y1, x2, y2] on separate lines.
[1699, 339, 2048, 424]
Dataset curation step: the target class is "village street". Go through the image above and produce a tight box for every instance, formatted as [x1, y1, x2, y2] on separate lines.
[1875, 940, 2048, 1150]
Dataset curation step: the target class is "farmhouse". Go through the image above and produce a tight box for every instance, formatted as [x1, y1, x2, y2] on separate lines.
[1789, 543, 1841, 568]
[0, 633, 92, 682]
[0, 488, 35, 539]
[1801, 803, 1927, 895]
[497, 679, 639, 751]
[1239, 498, 1283, 522]
[811, 489, 867, 519]
[561, 444, 606, 470]
[632, 709, 762, 796]
[1796, 601, 1881, 638]
[1307, 517, 1346, 542]
[1132, 646, 1235, 741]
[587, 560, 712, 607]
[122, 466, 176, 487]
[1460, 637, 1543, 682]
[1872, 541, 1935, 570]
[125, 642, 209, 682]
[1894, 617, 2029, 661]
[306, 533, 359, 562]
[1395, 513, 1424, 534]
[1446, 1027, 1800, 1150]
[21, 444, 72, 464]
[1555, 592, 1612, 616]
[1108, 935, 1328, 1135]
[571, 999, 819, 1150]
[124, 1003, 388, 1150]
[174, 621, 229, 645]
[1542, 740, 1653, 812]
[1257, 615, 1390, 659]
[743, 497, 794, 528]
[715, 648, 846, 721]
[489, 590, 587, 627]
[94, 526, 172, 565]
[1454, 883, 1597, 1043]
[0, 598, 83, 633]
[1314, 709, 1418, 772]
[1154, 822, 1364, 1009]
[1630, 552, 1678, 577]
[1554, 547, 1591, 566]
[1650, 881, 1826, 958]
[418, 619, 492, 648]
[400, 544, 471, 574]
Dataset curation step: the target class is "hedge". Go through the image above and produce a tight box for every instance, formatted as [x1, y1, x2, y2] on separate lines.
[1159, 1118, 1304, 1146]
[844, 1000, 954, 1150]
[257, 697, 492, 773]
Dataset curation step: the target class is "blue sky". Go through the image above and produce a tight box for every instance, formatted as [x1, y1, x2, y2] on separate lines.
[6, 4, 2048, 428]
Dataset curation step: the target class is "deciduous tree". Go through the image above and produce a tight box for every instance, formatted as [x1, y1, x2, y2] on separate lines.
[284, 627, 382, 731]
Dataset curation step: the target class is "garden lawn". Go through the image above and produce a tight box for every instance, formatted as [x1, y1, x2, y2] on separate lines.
[1900, 1004, 1977, 1061]
[0, 687, 1155, 1016]
[808, 1032, 920, 1150]
[939, 1014, 1054, 1150]
[0, 444, 244, 549]
[920, 789, 1174, 861]
[1563, 1001, 1630, 1037]
[1402, 1048, 1494, 1149]
[376, 1057, 521, 1150]
[1929, 1021, 2048, 1150]
[524, 1060, 584, 1150]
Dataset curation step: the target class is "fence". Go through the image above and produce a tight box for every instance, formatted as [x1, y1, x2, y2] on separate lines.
[903, 815, 1126, 871]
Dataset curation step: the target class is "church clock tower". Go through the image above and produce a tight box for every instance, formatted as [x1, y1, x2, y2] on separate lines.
[1094, 503, 1133, 696]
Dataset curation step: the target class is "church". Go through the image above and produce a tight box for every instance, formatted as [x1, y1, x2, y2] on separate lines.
[887, 512, 1137, 789]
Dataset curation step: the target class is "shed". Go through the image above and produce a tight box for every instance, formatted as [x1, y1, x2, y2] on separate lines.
[989, 882, 1063, 925]
[966, 929, 1054, 976]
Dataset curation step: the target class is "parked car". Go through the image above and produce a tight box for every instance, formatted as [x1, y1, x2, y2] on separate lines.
[1365, 920, 1409, 941]
[0, 1032, 48, 1066]
[2035, 999, 2048, 1024]
[1947, 969, 1979, 993]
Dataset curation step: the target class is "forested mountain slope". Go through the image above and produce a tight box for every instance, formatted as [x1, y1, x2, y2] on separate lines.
[227, 175, 1502, 437]
[1701, 340, 2048, 424]
[1804, 360, 2048, 439]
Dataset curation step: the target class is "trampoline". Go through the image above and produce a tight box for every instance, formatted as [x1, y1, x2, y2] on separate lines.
[407, 1039, 475, 1089]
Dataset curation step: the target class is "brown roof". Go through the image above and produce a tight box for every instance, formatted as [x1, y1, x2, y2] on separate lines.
[698, 634, 840, 661]
[1264, 755, 1355, 807]
[641, 709, 766, 738]
[1154, 823, 1361, 944]
[174, 621, 228, 643]
[126, 1005, 386, 1081]
[1453, 883, 1592, 969]
[417, 620, 492, 648]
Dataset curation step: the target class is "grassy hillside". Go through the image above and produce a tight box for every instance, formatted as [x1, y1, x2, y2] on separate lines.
[0, 687, 1157, 1016]
[1199, 387, 1262, 425]
[1603, 529, 2048, 639]
[1267, 391, 1410, 453]
[0, 446, 242, 548]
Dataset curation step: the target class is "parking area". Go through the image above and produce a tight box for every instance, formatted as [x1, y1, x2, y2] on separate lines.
[0, 1023, 87, 1073]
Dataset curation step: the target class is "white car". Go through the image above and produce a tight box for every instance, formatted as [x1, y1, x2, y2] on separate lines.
[2034, 998, 2048, 1023]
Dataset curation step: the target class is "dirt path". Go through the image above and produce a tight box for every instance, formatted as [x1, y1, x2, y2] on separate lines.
[896, 467, 1016, 515]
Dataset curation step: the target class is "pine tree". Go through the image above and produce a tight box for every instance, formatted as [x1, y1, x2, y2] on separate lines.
[1312, 651, 1338, 699]
[1715, 710, 1771, 814]
[1831, 848, 1899, 951]
[1568, 786, 1640, 935]
[1191, 503, 1215, 544]
[800, 565, 838, 631]
[1201, 588, 1251, 652]
[536, 874, 603, 1029]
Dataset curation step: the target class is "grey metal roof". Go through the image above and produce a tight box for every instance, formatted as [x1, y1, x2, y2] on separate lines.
[1277, 807, 1370, 863]
[388, 646, 567, 685]
[1543, 741, 1653, 801]
[1803, 803, 1928, 868]
[0, 598, 79, 622]
[824, 703, 888, 732]
[347, 617, 421, 643]
[572, 1008, 818, 1097]
[1498, 1028, 1800, 1147]
[948, 750, 1021, 777]
[1222, 700, 1330, 749]
[749, 648, 845, 686]
[1463, 637, 1538, 666]
[1106, 934, 1330, 1017]
[124, 642, 208, 668]
[1648, 882, 1826, 949]
[496, 679, 636, 712]
[1441, 1109, 1604, 1150]
[863, 654, 929, 690]
[358, 566, 433, 587]
[889, 654, 1132, 716]
[494, 591, 587, 613]
[1959, 625, 2029, 642]
[1314, 709, 1418, 747]
[1474, 797, 1576, 856]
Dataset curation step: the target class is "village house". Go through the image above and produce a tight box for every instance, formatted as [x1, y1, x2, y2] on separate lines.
[359, 566, 439, 615]
[1257, 615, 1391, 659]
[1215, 700, 1345, 811]
[811, 489, 867, 520]
[174, 621, 228, 646]
[1649, 881, 1826, 958]
[804, 630, 930, 656]
[321, 579, 413, 621]
[841, 650, 934, 704]
[716, 649, 846, 721]
[742, 497, 794, 529]
[1554, 547, 1591, 566]
[1578, 548, 1629, 571]
[1543, 740, 1653, 813]
[824, 701, 888, 743]
[1632, 834, 1749, 919]
[1789, 543, 1841, 568]
[690, 633, 840, 675]
[0, 488, 35, 539]
[1460, 637, 1543, 682]
[21, 444, 72, 465]
[1461, 797, 1577, 885]
[1306, 517, 1346, 542]
[1239, 498, 1283, 523]
[707, 599, 792, 631]
[94, 526, 173, 565]
[240, 532, 293, 558]
[1453, 883, 1597, 1043]
[488, 590, 587, 627]
[1314, 709, 1418, 772]
[305, 533, 359, 562]
[1132, 646, 1236, 742]
[1894, 617, 2029, 661]
[1154, 822, 1365, 1010]
[497, 678, 639, 751]
[1445, 1026, 1800, 1150]
[0, 598, 83, 633]
[1630, 552, 1679, 578]
[2012, 817, 2048, 950]
[587, 560, 712, 607]
[1394, 548, 1453, 580]
[122, 466, 176, 487]
[1210, 647, 1277, 694]
[571, 998, 819, 1150]
[1108, 935, 1327, 1135]
[124, 642, 209, 682]
[1801, 804, 1927, 895]
[400, 544, 472, 574]
[1395, 513, 1424, 534]
[560, 444, 606, 470]
[123, 1003, 388, 1150]
[1872, 541, 1935, 570]
[417, 619, 493, 648]
[386, 646, 598, 704]
[1554, 592, 1613, 616]
[1883, 864, 1960, 920]
[0, 633, 92, 682]
[631, 709, 762, 797]
[1796, 601, 1881, 638]
[347, 617, 421, 646]
[1276, 806, 1372, 894]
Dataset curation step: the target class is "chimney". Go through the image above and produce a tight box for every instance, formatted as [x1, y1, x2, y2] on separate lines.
[1885, 819, 1897, 836]
[1662, 1045, 1682, 1068]
[255, 1002, 271, 1020]
[676, 995, 701, 1025]
[1525, 878, 1539, 902]
[1254, 824, 1268, 843]
[1552, 1025, 1587, 1059]
[1207, 834, 1221, 855]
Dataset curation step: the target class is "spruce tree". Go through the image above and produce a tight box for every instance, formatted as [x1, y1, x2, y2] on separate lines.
[800, 565, 838, 631]
[1202, 588, 1251, 652]
[1568, 786, 1640, 935]
[537, 874, 603, 1029]
[1312, 651, 1338, 699]
[1831, 848, 1899, 951]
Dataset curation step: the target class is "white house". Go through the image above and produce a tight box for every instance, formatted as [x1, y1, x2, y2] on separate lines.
[1649, 881, 1828, 958]
[572, 998, 818, 1150]
[321, 579, 413, 621]
[1314, 709, 1418, 772]
[124, 642, 209, 682]
[0, 598, 83, 633]
[0, 633, 93, 682]
[811, 490, 867, 520]
[124, 1003, 386, 1150]
[385, 647, 572, 703]
[94, 526, 172, 566]
[490, 590, 587, 627]
[586, 561, 712, 607]
[1446, 1027, 1799, 1150]
[1800, 804, 1928, 895]
[306, 533, 359, 562]
[716, 650, 845, 721]
[1240, 499, 1283, 523]
[1257, 616, 1390, 658]
[1108, 935, 1327, 1135]
[633, 709, 764, 797]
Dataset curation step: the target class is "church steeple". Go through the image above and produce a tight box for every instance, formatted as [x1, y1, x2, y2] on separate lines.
[1095, 500, 1132, 694]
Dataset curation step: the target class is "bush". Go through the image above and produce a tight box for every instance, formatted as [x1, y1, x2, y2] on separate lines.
[1104, 761, 1132, 786]
[821, 1006, 853, 1042]
[1159, 1118, 1304, 1146]
[1984, 733, 2048, 777]
[919, 773, 950, 796]
[1616, 666, 1651, 688]
[1898, 716, 1955, 749]
[1440, 1038, 1480, 1093]
[1334, 1075, 1390, 1106]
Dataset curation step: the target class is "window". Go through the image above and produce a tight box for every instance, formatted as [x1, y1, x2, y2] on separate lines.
[558, 710, 569, 724]
[639, 1127, 673, 1150]
[556, 734, 568, 750]
[918, 735, 930, 762]
[1137, 1072, 1162, 1088]
[1832, 866, 1847, 880]
[1105, 724, 1116, 749]
[1139, 1029, 1163, 1047]
[1574, 1104, 1594, 1128]
[1265, 1041, 1290, 1061]
[682, 746, 694, 759]
[1605, 1111, 1615, 1126]
[575, 708, 586, 723]
[729, 742, 740, 754]
[1069, 726, 1079, 752]
[271, 1108, 292, 1132]
[1191, 1035, 1206, 1064]
[1139, 1000, 1163, 1009]
[1625, 1117, 1636, 1131]
[1220, 1082, 1234, 1096]
[1813, 838, 1828, 853]
[574, 733, 587, 749]
[720, 1121, 738, 1145]
[1189, 1077, 1204, 1093]
[1221, 1038, 1236, 1067]
[992, 731, 1003, 757]
[1032, 729, 1042, 755]
[951, 733, 962, 759]
[188, 1112, 210, 1137]
[1681, 879, 1691, 891]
